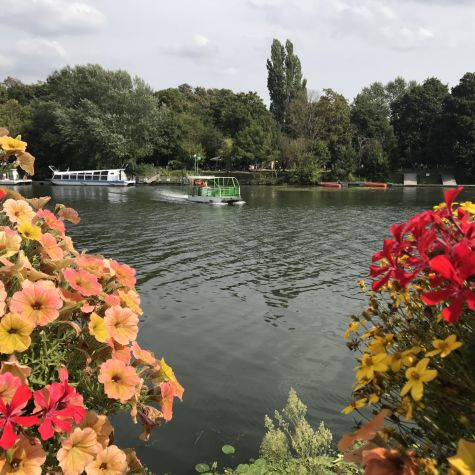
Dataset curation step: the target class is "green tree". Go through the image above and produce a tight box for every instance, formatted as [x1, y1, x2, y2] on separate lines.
[436, 72, 475, 176]
[26, 65, 162, 174]
[0, 99, 31, 136]
[351, 82, 397, 175]
[267, 39, 307, 129]
[391, 77, 450, 168]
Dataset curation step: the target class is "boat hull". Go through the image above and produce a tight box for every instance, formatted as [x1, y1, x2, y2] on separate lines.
[0, 179, 32, 185]
[187, 195, 242, 204]
[51, 179, 135, 186]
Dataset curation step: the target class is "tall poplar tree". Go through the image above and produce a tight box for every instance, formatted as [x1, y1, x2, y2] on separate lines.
[266, 39, 307, 129]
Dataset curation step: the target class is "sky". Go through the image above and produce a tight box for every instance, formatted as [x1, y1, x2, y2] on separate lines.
[0, 0, 474, 101]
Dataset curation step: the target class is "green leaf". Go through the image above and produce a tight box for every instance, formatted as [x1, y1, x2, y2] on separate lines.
[195, 463, 210, 473]
[221, 444, 235, 455]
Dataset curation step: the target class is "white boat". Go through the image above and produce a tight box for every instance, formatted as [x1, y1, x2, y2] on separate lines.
[49, 166, 135, 186]
[0, 169, 32, 185]
[187, 176, 244, 205]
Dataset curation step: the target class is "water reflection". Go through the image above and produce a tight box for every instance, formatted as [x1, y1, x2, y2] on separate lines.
[25, 184, 475, 474]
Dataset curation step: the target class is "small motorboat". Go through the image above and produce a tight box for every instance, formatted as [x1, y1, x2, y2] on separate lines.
[187, 176, 243, 205]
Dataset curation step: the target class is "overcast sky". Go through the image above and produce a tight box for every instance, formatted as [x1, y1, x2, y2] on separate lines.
[0, 0, 474, 101]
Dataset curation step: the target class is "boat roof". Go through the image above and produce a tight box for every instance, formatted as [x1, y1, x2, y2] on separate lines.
[49, 166, 125, 173]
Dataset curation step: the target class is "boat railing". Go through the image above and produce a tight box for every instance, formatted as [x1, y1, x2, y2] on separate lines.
[199, 186, 240, 197]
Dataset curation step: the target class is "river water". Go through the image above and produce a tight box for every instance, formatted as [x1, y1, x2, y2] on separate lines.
[23, 185, 474, 474]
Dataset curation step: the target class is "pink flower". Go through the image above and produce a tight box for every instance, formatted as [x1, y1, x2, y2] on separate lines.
[110, 260, 136, 288]
[10, 280, 63, 326]
[76, 256, 108, 277]
[41, 233, 64, 260]
[36, 209, 65, 235]
[63, 268, 102, 297]
[0, 373, 21, 404]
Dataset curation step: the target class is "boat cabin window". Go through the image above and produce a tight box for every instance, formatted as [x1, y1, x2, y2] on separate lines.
[78, 173, 85, 180]
[100, 171, 108, 181]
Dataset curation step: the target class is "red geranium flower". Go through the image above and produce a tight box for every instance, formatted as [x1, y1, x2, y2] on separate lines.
[33, 367, 85, 440]
[422, 242, 475, 323]
[0, 384, 39, 449]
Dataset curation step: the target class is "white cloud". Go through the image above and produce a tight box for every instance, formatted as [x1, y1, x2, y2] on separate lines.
[165, 33, 217, 61]
[0, 0, 106, 35]
[193, 34, 210, 48]
[16, 37, 66, 59]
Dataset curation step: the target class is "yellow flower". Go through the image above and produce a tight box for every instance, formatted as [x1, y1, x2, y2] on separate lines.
[17, 222, 42, 241]
[0, 313, 34, 354]
[342, 397, 367, 415]
[398, 396, 414, 421]
[460, 201, 475, 214]
[389, 347, 421, 372]
[369, 334, 394, 353]
[400, 358, 437, 401]
[88, 312, 109, 343]
[344, 321, 361, 340]
[356, 353, 389, 381]
[448, 439, 475, 475]
[0, 136, 27, 153]
[368, 393, 380, 404]
[426, 335, 462, 358]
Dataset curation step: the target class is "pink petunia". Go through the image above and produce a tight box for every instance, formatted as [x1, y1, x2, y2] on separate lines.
[40, 233, 64, 260]
[36, 209, 65, 235]
[63, 268, 102, 297]
[104, 305, 138, 345]
[110, 260, 136, 288]
[10, 280, 63, 326]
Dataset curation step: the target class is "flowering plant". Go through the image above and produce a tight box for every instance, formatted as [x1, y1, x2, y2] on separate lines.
[341, 186, 475, 474]
[0, 130, 183, 474]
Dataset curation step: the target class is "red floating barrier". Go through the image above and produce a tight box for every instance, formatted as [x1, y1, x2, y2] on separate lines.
[318, 182, 342, 188]
[363, 182, 388, 189]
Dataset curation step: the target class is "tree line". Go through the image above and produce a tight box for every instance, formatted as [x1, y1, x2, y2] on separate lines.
[0, 39, 474, 182]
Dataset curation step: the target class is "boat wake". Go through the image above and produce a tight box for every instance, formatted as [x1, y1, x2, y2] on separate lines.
[156, 190, 188, 202]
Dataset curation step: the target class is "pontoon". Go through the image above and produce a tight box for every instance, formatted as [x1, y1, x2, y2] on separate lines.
[187, 176, 243, 205]
[49, 166, 135, 186]
[0, 169, 32, 185]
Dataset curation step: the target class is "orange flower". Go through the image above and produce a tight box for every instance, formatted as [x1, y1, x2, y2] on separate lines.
[0, 281, 6, 317]
[0, 372, 21, 404]
[56, 427, 101, 475]
[2, 199, 35, 225]
[109, 260, 136, 288]
[104, 306, 138, 345]
[76, 255, 108, 276]
[63, 268, 102, 297]
[0, 227, 21, 258]
[40, 233, 64, 260]
[0, 357, 31, 384]
[36, 208, 65, 234]
[85, 445, 128, 475]
[108, 340, 131, 364]
[131, 342, 158, 367]
[0, 136, 27, 153]
[10, 280, 62, 326]
[98, 359, 140, 403]
[56, 205, 80, 224]
[362, 447, 418, 475]
[339, 409, 390, 452]
[79, 411, 113, 449]
[0, 434, 46, 475]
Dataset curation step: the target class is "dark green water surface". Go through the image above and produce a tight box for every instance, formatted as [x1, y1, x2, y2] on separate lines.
[22, 185, 474, 474]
